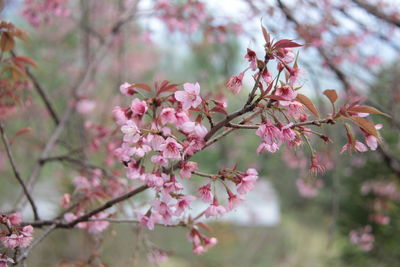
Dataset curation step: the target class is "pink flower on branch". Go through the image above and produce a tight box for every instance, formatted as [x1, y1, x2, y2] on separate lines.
[226, 71, 245, 94]
[179, 161, 198, 179]
[174, 82, 202, 110]
[198, 183, 213, 203]
[245, 48, 258, 71]
[204, 198, 226, 218]
[237, 168, 258, 195]
[159, 137, 183, 160]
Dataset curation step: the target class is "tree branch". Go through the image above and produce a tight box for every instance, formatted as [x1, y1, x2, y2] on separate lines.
[11, 50, 60, 126]
[0, 121, 39, 220]
[352, 0, 400, 28]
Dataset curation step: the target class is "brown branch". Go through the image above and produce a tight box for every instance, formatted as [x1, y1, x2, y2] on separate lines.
[338, 7, 400, 53]
[40, 155, 112, 177]
[205, 109, 263, 148]
[377, 147, 400, 177]
[226, 118, 334, 129]
[11, 51, 60, 126]
[352, 0, 400, 28]
[278, 0, 400, 179]
[0, 121, 39, 220]
[204, 70, 264, 141]
[25, 185, 149, 228]
[277, 0, 353, 91]
[64, 185, 149, 228]
[193, 171, 218, 179]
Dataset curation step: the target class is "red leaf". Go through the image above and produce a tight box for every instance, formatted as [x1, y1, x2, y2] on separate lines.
[0, 32, 15, 52]
[348, 105, 390, 118]
[343, 123, 355, 151]
[349, 117, 381, 141]
[134, 83, 152, 92]
[196, 222, 213, 233]
[296, 94, 320, 118]
[210, 106, 227, 115]
[261, 24, 270, 43]
[323, 89, 338, 104]
[15, 127, 32, 136]
[273, 39, 302, 49]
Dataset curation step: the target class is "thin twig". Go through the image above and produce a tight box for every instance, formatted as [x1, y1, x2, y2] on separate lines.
[11, 50, 60, 126]
[0, 121, 39, 220]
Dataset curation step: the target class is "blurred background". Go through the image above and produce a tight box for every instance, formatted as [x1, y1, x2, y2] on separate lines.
[1, 0, 400, 266]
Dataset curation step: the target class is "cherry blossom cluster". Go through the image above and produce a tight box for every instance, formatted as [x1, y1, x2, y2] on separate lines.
[112, 79, 261, 253]
[361, 180, 400, 225]
[155, 0, 207, 34]
[22, 0, 70, 27]
[0, 213, 33, 265]
[347, 180, 399, 252]
[61, 169, 128, 234]
[106, 27, 388, 255]
[349, 225, 375, 251]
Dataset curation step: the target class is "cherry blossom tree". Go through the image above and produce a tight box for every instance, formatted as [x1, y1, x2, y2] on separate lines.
[0, 0, 398, 265]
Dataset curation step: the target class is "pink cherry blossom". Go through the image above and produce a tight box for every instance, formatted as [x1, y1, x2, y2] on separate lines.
[151, 154, 169, 167]
[145, 173, 165, 189]
[139, 212, 162, 230]
[152, 199, 174, 224]
[1, 226, 33, 248]
[256, 121, 282, 152]
[364, 124, 382, 151]
[296, 177, 323, 198]
[256, 142, 280, 154]
[147, 249, 169, 264]
[175, 195, 195, 216]
[227, 190, 245, 211]
[112, 106, 128, 125]
[198, 183, 213, 203]
[130, 98, 148, 116]
[237, 168, 258, 195]
[262, 68, 272, 84]
[309, 155, 326, 175]
[7, 213, 22, 227]
[204, 197, 226, 218]
[349, 225, 374, 251]
[120, 120, 139, 138]
[275, 85, 297, 101]
[120, 82, 136, 96]
[159, 137, 183, 159]
[0, 255, 13, 267]
[245, 48, 257, 70]
[163, 175, 183, 193]
[281, 123, 296, 144]
[179, 161, 198, 179]
[174, 82, 202, 110]
[175, 111, 190, 126]
[86, 212, 110, 234]
[76, 99, 96, 114]
[203, 237, 218, 250]
[340, 140, 368, 154]
[226, 72, 244, 94]
[159, 107, 177, 125]
[287, 101, 304, 118]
